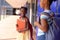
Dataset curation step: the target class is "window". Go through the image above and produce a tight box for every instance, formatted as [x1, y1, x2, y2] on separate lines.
[6, 8, 13, 15]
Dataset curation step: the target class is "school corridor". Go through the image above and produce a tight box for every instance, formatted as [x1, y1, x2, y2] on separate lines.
[0, 0, 60, 40]
[0, 15, 19, 40]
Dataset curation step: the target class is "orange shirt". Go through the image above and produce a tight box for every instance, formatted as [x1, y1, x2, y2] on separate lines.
[17, 17, 27, 31]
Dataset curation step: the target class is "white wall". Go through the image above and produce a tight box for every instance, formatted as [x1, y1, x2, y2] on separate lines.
[0, 15, 19, 39]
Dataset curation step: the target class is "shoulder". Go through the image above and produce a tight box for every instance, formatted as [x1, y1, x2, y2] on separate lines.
[17, 16, 21, 21]
[17, 16, 21, 19]
[40, 12, 50, 16]
[25, 16, 29, 22]
[40, 12, 50, 20]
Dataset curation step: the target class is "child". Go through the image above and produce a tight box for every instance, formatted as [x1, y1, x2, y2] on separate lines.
[16, 7, 33, 40]
[34, 0, 56, 40]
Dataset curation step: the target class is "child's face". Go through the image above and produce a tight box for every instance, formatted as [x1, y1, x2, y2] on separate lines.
[20, 8, 26, 17]
[40, 0, 44, 8]
[40, 0, 48, 8]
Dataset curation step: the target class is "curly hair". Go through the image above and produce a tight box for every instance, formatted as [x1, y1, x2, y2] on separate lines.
[20, 7, 27, 11]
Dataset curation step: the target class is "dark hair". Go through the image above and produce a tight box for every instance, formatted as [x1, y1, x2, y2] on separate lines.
[49, 0, 56, 5]
[20, 7, 27, 11]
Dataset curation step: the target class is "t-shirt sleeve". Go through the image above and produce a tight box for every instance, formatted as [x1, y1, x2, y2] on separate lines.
[40, 15, 49, 20]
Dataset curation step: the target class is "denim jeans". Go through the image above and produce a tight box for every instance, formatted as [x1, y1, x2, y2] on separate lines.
[36, 35, 45, 40]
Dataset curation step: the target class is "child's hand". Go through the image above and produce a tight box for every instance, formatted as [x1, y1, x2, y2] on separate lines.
[34, 21, 39, 26]
[23, 28, 29, 31]
[18, 29, 25, 33]
[18, 28, 28, 33]
[18, 30, 22, 33]
[16, 24, 18, 27]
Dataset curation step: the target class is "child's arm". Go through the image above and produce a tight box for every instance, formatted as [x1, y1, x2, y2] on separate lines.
[27, 18, 34, 40]
[16, 24, 18, 27]
[16, 19, 19, 28]
[16, 19, 22, 32]
[34, 14, 49, 32]
[21, 18, 29, 31]
[16, 24, 19, 31]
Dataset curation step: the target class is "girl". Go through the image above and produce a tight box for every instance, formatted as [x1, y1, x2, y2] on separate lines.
[34, 0, 56, 40]
[16, 7, 33, 40]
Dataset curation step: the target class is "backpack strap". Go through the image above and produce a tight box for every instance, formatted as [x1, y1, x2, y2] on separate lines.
[41, 12, 55, 20]
[41, 12, 59, 30]
[37, 12, 51, 24]
[40, 12, 51, 17]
